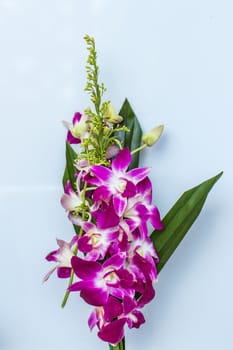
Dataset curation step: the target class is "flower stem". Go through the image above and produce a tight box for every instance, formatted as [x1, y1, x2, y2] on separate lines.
[61, 269, 74, 308]
[131, 143, 147, 155]
[108, 338, 125, 350]
[61, 242, 79, 308]
[61, 181, 87, 308]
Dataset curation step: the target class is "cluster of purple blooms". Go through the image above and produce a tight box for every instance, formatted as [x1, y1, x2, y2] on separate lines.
[44, 112, 163, 345]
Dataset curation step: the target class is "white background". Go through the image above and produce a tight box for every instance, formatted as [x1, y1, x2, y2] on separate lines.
[0, 1, 232, 349]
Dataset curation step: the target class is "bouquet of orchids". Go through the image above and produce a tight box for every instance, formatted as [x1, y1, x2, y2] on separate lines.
[44, 35, 222, 350]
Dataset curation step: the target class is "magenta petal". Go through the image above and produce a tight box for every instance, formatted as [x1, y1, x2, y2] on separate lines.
[88, 309, 98, 330]
[150, 206, 164, 230]
[45, 250, 58, 262]
[117, 269, 134, 288]
[127, 167, 150, 183]
[93, 186, 112, 202]
[67, 130, 81, 144]
[135, 203, 150, 220]
[90, 165, 113, 183]
[112, 148, 131, 174]
[82, 221, 95, 232]
[137, 177, 152, 197]
[95, 204, 120, 229]
[64, 180, 73, 195]
[138, 221, 149, 237]
[122, 181, 136, 198]
[113, 194, 127, 217]
[43, 267, 57, 282]
[73, 112, 82, 124]
[71, 256, 102, 279]
[103, 253, 125, 269]
[78, 236, 92, 253]
[125, 219, 138, 232]
[138, 279, 156, 307]
[68, 279, 96, 292]
[98, 318, 126, 345]
[57, 267, 71, 278]
[123, 295, 136, 314]
[128, 310, 145, 329]
[133, 253, 153, 276]
[103, 296, 123, 322]
[80, 287, 108, 306]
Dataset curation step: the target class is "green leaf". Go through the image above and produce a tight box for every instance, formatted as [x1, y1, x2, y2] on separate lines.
[151, 171, 223, 273]
[62, 142, 77, 189]
[117, 98, 142, 169]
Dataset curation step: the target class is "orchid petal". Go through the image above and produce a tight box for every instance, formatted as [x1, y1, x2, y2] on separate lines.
[150, 206, 164, 230]
[68, 213, 81, 226]
[45, 250, 58, 262]
[90, 165, 113, 183]
[103, 253, 125, 269]
[137, 279, 156, 307]
[98, 318, 126, 345]
[122, 181, 136, 198]
[60, 192, 82, 212]
[94, 205, 120, 229]
[103, 296, 123, 322]
[62, 120, 72, 130]
[93, 186, 112, 202]
[68, 280, 96, 292]
[136, 177, 153, 203]
[113, 194, 127, 217]
[71, 256, 102, 279]
[112, 148, 131, 174]
[67, 130, 81, 144]
[123, 295, 136, 314]
[128, 310, 145, 329]
[43, 267, 57, 282]
[78, 236, 92, 253]
[127, 167, 150, 183]
[57, 267, 71, 278]
[64, 180, 73, 195]
[88, 309, 98, 330]
[73, 112, 82, 124]
[81, 287, 108, 306]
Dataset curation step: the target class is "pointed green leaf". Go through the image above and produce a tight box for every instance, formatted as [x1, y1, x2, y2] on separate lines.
[117, 98, 142, 169]
[151, 171, 223, 273]
[62, 142, 77, 189]
[62, 142, 80, 235]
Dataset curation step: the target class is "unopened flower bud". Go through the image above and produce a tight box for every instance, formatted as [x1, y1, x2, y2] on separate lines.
[103, 102, 123, 124]
[142, 125, 164, 147]
[106, 144, 120, 159]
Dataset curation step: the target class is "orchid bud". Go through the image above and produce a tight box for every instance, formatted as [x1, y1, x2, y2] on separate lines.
[106, 144, 120, 159]
[142, 125, 164, 147]
[103, 102, 123, 124]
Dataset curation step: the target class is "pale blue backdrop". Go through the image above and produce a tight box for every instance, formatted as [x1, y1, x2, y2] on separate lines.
[0, 1, 232, 349]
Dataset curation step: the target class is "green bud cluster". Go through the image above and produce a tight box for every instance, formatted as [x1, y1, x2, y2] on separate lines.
[77, 35, 128, 167]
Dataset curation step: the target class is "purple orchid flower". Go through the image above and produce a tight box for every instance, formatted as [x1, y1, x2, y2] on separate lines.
[88, 296, 125, 345]
[136, 177, 164, 230]
[61, 174, 89, 224]
[90, 295, 146, 345]
[88, 296, 123, 331]
[68, 253, 134, 306]
[63, 112, 89, 144]
[77, 221, 120, 261]
[87, 148, 150, 217]
[128, 236, 159, 283]
[123, 177, 163, 236]
[60, 180, 82, 212]
[43, 236, 77, 282]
